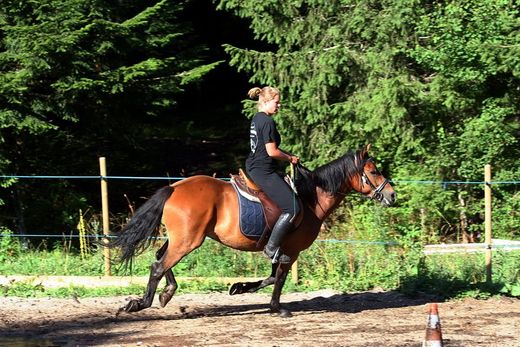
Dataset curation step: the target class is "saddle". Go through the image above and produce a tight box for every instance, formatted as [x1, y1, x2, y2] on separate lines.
[230, 169, 304, 244]
[230, 169, 281, 234]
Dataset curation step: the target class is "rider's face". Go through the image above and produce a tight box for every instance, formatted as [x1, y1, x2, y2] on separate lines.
[262, 95, 281, 116]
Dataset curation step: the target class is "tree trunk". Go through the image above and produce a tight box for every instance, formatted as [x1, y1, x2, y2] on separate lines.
[458, 192, 471, 243]
[11, 185, 28, 248]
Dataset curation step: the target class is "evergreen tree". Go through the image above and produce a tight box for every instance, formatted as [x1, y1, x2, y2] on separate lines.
[0, 0, 220, 235]
[218, 0, 520, 241]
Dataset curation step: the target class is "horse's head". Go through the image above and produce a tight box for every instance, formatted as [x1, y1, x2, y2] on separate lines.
[354, 144, 396, 206]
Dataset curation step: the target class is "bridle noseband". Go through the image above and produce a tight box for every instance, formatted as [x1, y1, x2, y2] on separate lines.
[361, 158, 389, 202]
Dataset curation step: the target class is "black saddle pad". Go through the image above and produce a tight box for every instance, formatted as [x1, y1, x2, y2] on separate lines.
[231, 184, 266, 238]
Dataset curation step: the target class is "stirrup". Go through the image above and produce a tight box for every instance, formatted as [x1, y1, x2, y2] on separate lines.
[265, 248, 291, 264]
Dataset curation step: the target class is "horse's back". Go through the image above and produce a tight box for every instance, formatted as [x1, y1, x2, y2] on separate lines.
[172, 174, 227, 187]
[164, 175, 236, 223]
[169, 175, 233, 205]
[165, 175, 258, 250]
[171, 175, 223, 185]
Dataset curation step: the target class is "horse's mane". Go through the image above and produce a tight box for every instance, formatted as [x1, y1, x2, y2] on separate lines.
[295, 150, 363, 206]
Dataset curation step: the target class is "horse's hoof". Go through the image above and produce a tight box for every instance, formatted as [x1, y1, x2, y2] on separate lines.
[124, 300, 142, 313]
[280, 308, 292, 318]
[229, 283, 245, 295]
[159, 292, 173, 308]
[115, 306, 126, 316]
[270, 308, 292, 318]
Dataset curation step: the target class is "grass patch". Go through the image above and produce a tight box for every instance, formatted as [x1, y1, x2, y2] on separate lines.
[1, 233, 519, 299]
[0, 279, 232, 298]
[0, 282, 146, 298]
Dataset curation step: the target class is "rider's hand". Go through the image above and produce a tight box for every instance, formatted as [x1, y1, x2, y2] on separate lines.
[289, 155, 299, 164]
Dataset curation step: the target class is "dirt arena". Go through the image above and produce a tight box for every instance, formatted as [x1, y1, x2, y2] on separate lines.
[1, 289, 519, 347]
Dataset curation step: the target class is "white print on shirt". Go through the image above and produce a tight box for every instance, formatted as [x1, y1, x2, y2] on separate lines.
[250, 122, 258, 153]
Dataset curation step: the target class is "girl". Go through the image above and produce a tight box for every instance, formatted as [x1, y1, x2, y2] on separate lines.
[245, 86, 299, 264]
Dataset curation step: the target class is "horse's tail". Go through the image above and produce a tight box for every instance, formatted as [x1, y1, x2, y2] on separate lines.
[108, 185, 174, 268]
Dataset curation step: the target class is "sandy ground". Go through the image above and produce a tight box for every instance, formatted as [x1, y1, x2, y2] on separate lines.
[0, 289, 519, 347]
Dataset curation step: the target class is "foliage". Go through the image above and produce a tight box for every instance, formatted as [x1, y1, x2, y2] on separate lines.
[0, 229, 23, 264]
[0, 281, 231, 298]
[0, 0, 214, 129]
[1, 238, 519, 299]
[0, 0, 519, 301]
[0, 281, 144, 298]
[218, 0, 520, 241]
[0, 0, 221, 236]
[407, 251, 520, 299]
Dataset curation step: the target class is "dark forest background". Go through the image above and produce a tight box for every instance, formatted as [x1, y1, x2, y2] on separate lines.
[0, 0, 260, 238]
[1, 0, 518, 246]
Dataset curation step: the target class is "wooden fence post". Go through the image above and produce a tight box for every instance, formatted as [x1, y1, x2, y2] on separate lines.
[99, 157, 111, 276]
[291, 260, 298, 283]
[484, 164, 492, 283]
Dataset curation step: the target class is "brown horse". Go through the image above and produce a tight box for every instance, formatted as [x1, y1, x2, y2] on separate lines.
[109, 144, 396, 317]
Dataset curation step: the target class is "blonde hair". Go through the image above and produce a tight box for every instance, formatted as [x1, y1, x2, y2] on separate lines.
[248, 86, 280, 103]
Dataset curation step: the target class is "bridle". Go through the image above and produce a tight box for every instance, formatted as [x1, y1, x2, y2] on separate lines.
[361, 158, 389, 203]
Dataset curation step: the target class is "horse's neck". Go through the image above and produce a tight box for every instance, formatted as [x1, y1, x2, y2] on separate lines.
[313, 186, 352, 220]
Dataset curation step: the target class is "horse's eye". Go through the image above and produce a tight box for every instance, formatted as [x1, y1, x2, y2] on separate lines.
[370, 170, 378, 175]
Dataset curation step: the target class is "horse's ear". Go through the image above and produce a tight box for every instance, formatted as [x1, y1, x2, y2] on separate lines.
[362, 144, 371, 158]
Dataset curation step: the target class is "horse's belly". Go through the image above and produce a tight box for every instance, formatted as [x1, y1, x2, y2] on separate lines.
[210, 186, 262, 251]
[166, 176, 262, 252]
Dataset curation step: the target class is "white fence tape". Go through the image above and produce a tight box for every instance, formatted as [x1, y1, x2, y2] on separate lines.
[423, 239, 520, 254]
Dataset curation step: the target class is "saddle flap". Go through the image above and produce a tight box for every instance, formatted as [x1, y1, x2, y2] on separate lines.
[230, 172, 281, 231]
[231, 171, 305, 247]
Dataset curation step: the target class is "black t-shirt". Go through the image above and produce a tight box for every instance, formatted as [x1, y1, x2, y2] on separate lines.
[245, 112, 281, 172]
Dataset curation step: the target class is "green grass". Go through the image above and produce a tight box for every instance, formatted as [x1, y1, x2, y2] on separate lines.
[1, 234, 519, 299]
[0, 280, 232, 298]
[0, 239, 273, 277]
[412, 251, 520, 299]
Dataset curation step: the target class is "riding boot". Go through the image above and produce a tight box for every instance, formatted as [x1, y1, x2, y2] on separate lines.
[264, 213, 293, 264]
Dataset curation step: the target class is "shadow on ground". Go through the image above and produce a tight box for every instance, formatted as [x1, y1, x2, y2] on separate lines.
[1, 289, 439, 347]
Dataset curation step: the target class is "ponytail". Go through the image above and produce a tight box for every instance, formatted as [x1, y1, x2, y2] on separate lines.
[247, 86, 280, 102]
[247, 87, 262, 99]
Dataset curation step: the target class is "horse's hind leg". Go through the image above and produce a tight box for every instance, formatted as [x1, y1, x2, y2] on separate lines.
[121, 256, 168, 313]
[229, 263, 277, 295]
[121, 235, 205, 313]
[155, 241, 178, 307]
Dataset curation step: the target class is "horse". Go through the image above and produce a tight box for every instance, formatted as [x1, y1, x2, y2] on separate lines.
[108, 144, 396, 317]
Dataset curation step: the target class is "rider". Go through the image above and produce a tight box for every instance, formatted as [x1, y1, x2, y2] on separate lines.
[245, 86, 300, 264]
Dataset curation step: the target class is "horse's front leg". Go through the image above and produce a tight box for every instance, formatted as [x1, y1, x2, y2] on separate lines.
[270, 262, 292, 317]
[229, 263, 277, 295]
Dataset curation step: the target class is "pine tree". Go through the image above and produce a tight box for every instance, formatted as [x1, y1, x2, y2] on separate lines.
[218, 0, 520, 240]
[0, 0, 220, 234]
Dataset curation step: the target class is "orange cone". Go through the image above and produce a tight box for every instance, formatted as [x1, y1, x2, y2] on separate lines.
[423, 303, 444, 347]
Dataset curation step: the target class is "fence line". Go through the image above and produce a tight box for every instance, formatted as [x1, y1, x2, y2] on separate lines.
[3, 163, 520, 282]
[0, 233, 400, 247]
[2, 174, 520, 185]
[3, 233, 519, 250]
[1, 175, 186, 181]
[424, 239, 520, 254]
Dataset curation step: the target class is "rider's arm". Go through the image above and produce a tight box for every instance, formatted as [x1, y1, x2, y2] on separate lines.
[265, 142, 299, 164]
